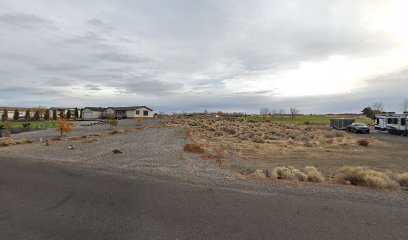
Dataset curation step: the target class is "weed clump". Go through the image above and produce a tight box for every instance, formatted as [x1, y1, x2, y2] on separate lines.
[303, 166, 325, 182]
[183, 144, 205, 154]
[270, 166, 308, 182]
[357, 139, 369, 147]
[336, 166, 398, 189]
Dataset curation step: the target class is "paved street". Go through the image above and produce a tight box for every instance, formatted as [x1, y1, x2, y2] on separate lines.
[0, 158, 407, 240]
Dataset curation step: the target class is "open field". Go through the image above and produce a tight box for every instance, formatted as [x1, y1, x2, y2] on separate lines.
[2, 118, 408, 190]
[240, 115, 374, 125]
[167, 116, 408, 185]
[1, 121, 58, 129]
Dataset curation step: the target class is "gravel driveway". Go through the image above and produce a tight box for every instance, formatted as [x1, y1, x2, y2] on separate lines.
[10, 119, 157, 142]
[3, 126, 233, 182]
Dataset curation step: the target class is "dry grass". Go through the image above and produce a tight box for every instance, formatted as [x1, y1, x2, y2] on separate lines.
[270, 166, 308, 182]
[388, 172, 408, 187]
[0, 138, 31, 146]
[357, 139, 370, 147]
[303, 166, 325, 183]
[335, 166, 398, 189]
[183, 144, 205, 154]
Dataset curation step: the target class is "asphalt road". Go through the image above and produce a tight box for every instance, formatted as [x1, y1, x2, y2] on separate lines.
[0, 158, 407, 240]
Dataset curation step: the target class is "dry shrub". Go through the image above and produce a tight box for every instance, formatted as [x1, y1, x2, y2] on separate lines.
[56, 118, 73, 136]
[183, 144, 204, 154]
[111, 129, 126, 135]
[357, 139, 369, 147]
[270, 166, 308, 182]
[0, 138, 30, 146]
[134, 117, 144, 125]
[388, 172, 408, 187]
[303, 166, 325, 183]
[336, 166, 398, 189]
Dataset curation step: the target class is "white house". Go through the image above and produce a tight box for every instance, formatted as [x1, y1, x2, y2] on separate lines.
[82, 107, 107, 120]
[82, 106, 154, 120]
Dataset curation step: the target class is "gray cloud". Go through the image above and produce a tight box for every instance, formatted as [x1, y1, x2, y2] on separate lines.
[0, 12, 52, 27]
[97, 52, 150, 63]
[0, 0, 406, 113]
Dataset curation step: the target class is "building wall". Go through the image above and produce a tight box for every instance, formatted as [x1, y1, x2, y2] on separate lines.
[82, 109, 103, 119]
[104, 108, 115, 117]
[131, 107, 154, 118]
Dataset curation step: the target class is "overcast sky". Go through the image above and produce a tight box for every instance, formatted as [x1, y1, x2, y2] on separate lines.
[0, 0, 407, 113]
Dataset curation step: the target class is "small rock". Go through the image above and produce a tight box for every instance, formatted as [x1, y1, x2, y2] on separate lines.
[68, 145, 75, 150]
[112, 149, 123, 154]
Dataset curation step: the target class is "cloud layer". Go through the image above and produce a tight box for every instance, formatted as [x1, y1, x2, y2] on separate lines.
[0, 0, 407, 113]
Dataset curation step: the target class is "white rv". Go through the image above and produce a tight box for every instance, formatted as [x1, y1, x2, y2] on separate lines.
[375, 113, 408, 136]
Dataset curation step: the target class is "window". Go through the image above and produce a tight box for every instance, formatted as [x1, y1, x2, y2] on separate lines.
[393, 118, 398, 124]
[143, 110, 148, 116]
[388, 118, 392, 124]
[136, 110, 140, 115]
[401, 118, 406, 126]
[376, 119, 379, 124]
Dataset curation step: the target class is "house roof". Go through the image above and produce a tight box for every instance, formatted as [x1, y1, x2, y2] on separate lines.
[83, 107, 107, 112]
[0, 107, 47, 112]
[107, 106, 154, 111]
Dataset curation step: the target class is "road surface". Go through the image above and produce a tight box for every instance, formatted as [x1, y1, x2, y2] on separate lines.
[0, 158, 407, 240]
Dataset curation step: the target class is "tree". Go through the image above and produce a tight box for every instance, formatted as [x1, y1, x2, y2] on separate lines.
[278, 109, 286, 115]
[13, 109, 19, 121]
[52, 110, 57, 120]
[74, 108, 79, 119]
[25, 109, 31, 121]
[361, 106, 378, 120]
[372, 102, 384, 113]
[1, 109, 8, 121]
[33, 110, 41, 121]
[66, 110, 72, 119]
[44, 110, 50, 121]
[107, 116, 118, 129]
[289, 107, 299, 118]
[401, 99, 408, 112]
[79, 109, 82, 119]
[260, 108, 269, 116]
[56, 118, 73, 136]
[59, 110, 65, 119]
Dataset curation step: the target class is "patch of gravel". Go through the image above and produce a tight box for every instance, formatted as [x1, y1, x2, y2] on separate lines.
[10, 119, 157, 142]
[2, 125, 408, 208]
[3, 127, 234, 182]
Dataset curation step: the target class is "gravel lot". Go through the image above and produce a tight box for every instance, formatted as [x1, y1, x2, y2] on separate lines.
[10, 119, 157, 142]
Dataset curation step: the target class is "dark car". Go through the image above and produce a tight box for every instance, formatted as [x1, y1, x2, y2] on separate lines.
[346, 123, 370, 134]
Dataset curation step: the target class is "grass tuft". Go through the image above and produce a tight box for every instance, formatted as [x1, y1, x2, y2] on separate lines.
[303, 166, 325, 183]
[183, 144, 205, 154]
[270, 166, 308, 182]
[336, 166, 398, 189]
[357, 139, 369, 147]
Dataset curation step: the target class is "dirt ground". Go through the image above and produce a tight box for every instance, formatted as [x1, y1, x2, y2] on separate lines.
[167, 116, 408, 176]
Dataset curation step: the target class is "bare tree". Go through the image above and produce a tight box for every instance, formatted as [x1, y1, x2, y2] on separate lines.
[260, 108, 269, 116]
[401, 99, 408, 112]
[289, 107, 299, 118]
[278, 109, 286, 115]
[270, 108, 277, 115]
[372, 102, 384, 113]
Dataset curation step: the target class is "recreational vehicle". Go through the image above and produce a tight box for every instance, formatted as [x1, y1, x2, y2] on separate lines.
[375, 113, 408, 136]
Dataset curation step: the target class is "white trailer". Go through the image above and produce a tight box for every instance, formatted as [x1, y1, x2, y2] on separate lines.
[375, 113, 408, 136]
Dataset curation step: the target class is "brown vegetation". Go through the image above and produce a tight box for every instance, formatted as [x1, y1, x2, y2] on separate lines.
[335, 166, 398, 189]
[56, 119, 73, 136]
[183, 144, 205, 154]
[357, 139, 370, 147]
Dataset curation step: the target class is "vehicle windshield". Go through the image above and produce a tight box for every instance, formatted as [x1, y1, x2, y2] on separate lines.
[354, 123, 367, 127]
